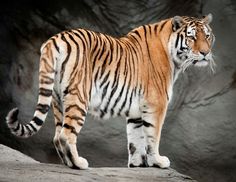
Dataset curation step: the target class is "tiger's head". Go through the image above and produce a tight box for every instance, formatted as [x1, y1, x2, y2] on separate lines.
[169, 14, 215, 72]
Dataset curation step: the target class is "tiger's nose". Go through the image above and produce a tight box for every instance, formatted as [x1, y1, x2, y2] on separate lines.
[199, 51, 209, 57]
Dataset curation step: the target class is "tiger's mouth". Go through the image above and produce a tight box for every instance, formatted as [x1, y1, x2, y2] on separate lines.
[193, 59, 208, 64]
[193, 59, 209, 66]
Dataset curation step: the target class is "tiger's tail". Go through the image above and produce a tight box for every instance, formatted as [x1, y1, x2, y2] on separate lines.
[6, 40, 57, 138]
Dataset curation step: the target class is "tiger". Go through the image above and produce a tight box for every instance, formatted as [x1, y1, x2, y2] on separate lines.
[6, 14, 215, 169]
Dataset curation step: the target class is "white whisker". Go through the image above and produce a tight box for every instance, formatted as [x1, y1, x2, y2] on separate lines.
[209, 59, 216, 73]
[180, 58, 193, 72]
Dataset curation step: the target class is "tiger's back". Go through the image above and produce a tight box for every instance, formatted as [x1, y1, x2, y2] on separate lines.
[47, 26, 169, 120]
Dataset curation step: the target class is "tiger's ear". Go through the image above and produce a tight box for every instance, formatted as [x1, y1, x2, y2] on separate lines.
[202, 13, 213, 24]
[172, 16, 184, 31]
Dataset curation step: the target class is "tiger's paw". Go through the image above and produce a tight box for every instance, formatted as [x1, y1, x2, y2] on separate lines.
[77, 157, 89, 169]
[67, 156, 89, 170]
[128, 154, 149, 167]
[147, 155, 170, 168]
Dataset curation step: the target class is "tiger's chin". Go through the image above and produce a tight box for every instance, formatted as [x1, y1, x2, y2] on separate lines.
[193, 59, 209, 67]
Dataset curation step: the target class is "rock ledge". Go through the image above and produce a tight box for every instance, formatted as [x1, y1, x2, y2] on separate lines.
[0, 144, 197, 182]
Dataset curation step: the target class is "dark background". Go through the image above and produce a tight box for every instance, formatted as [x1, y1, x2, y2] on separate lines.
[0, 0, 236, 182]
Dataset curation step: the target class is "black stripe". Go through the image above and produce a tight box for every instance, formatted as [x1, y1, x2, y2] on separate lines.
[32, 116, 43, 126]
[67, 32, 80, 78]
[111, 70, 128, 110]
[92, 38, 103, 70]
[175, 32, 180, 48]
[154, 24, 158, 34]
[98, 39, 106, 61]
[123, 49, 128, 75]
[179, 34, 184, 51]
[126, 89, 134, 116]
[100, 71, 110, 88]
[133, 30, 141, 39]
[147, 24, 152, 35]
[146, 145, 152, 154]
[127, 118, 154, 128]
[118, 64, 132, 115]
[73, 29, 89, 48]
[127, 118, 142, 124]
[29, 123, 37, 132]
[108, 41, 114, 65]
[52, 38, 60, 53]
[102, 63, 120, 116]
[91, 34, 99, 54]
[134, 123, 143, 129]
[125, 42, 135, 78]
[112, 58, 121, 88]
[94, 67, 100, 83]
[159, 20, 168, 32]
[99, 40, 122, 117]
[24, 124, 32, 136]
[91, 38, 100, 71]
[86, 31, 92, 46]
[126, 43, 138, 75]
[143, 120, 154, 127]
[39, 88, 52, 97]
[40, 57, 55, 73]
[101, 81, 110, 100]
[36, 104, 50, 114]
[13, 122, 20, 132]
[71, 30, 88, 56]
[60, 33, 72, 83]
[129, 143, 136, 155]
[143, 25, 147, 38]
[63, 123, 77, 135]
[129, 34, 142, 51]
[104, 35, 114, 65]
[20, 125, 25, 136]
[72, 32, 87, 69]
[56, 122, 63, 127]
[63, 86, 69, 95]
[100, 51, 110, 78]
[65, 115, 84, 126]
[65, 105, 86, 117]
[40, 75, 54, 84]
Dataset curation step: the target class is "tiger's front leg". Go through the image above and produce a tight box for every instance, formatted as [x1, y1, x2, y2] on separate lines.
[142, 101, 170, 168]
[126, 118, 148, 167]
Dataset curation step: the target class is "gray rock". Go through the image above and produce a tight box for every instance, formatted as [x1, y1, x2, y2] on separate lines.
[0, 144, 39, 164]
[0, 145, 196, 182]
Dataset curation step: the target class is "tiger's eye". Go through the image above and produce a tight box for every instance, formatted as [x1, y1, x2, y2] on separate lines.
[188, 36, 195, 41]
[206, 34, 210, 39]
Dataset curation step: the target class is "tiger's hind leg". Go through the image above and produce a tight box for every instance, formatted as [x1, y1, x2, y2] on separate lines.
[52, 95, 67, 165]
[58, 93, 88, 169]
[126, 118, 148, 167]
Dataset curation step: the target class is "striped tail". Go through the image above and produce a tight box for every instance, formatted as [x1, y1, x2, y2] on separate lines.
[6, 40, 56, 138]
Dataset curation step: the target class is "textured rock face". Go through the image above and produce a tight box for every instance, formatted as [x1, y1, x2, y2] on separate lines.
[0, 1, 236, 182]
[0, 144, 197, 182]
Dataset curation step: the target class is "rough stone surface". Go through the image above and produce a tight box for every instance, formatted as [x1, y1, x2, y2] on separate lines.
[0, 145, 196, 182]
[0, 144, 39, 164]
[0, 1, 236, 182]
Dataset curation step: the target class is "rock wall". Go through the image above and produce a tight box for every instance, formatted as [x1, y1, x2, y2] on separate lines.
[0, 0, 236, 182]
